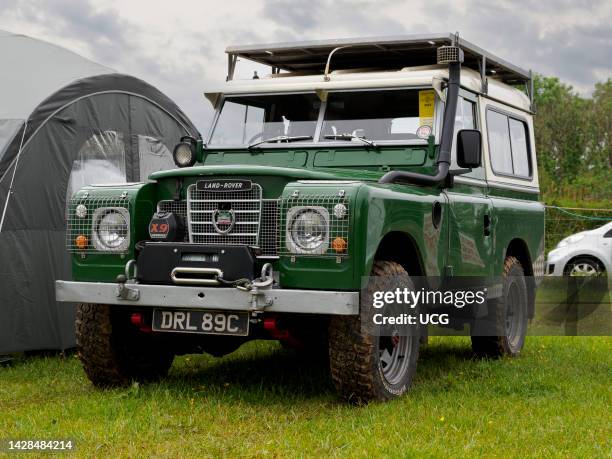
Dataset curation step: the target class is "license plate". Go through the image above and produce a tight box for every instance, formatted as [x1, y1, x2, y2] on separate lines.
[152, 309, 249, 336]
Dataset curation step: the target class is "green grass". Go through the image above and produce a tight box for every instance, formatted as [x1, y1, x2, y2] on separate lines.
[1, 337, 610, 458]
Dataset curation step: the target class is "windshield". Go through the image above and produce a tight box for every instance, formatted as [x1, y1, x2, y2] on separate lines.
[321, 89, 433, 142]
[208, 89, 436, 147]
[209, 93, 320, 146]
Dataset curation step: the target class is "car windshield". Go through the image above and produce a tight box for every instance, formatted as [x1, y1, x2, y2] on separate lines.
[209, 93, 320, 146]
[320, 89, 435, 142]
[208, 89, 436, 147]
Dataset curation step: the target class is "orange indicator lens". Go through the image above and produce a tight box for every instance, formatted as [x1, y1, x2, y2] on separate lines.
[332, 237, 347, 253]
[75, 235, 88, 250]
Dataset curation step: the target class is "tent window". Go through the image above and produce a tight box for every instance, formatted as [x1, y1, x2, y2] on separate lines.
[138, 135, 175, 181]
[66, 130, 127, 202]
[0, 119, 23, 162]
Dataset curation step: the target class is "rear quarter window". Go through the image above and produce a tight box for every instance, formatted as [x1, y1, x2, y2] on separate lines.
[486, 108, 532, 179]
[509, 119, 531, 177]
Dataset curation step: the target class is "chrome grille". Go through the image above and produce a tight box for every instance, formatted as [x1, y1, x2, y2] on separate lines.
[158, 192, 279, 256]
[187, 183, 262, 247]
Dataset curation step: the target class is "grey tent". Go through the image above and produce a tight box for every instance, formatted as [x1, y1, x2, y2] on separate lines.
[0, 30, 199, 353]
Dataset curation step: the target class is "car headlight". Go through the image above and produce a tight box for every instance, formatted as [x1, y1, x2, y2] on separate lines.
[92, 207, 130, 252]
[286, 206, 330, 254]
[557, 233, 585, 248]
[547, 248, 562, 262]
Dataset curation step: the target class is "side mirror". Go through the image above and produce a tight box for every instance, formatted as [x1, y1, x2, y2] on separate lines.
[456, 129, 482, 168]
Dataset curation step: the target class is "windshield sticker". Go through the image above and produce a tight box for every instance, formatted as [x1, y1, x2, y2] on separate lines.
[416, 125, 432, 139]
[419, 90, 435, 127]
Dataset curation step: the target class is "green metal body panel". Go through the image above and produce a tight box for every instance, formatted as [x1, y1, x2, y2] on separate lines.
[354, 183, 447, 280]
[71, 142, 544, 292]
[487, 187, 545, 275]
[71, 183, 156, 282]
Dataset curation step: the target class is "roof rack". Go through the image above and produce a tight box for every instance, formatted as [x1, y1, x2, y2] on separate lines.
[225, 33, 534, 108]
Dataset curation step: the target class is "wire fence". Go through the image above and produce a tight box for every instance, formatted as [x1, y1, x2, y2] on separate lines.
[545, 205, 612, 252]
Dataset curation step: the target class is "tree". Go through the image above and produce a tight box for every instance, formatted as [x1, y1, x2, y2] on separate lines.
[533, 75, 611, 202]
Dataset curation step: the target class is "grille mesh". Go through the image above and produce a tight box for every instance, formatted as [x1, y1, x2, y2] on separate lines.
[259, 200, 280, 256]
[437, 45, 463, 64]
[66, 194, 131, 254]
[158, 200, 187, 219]
[279, 194, 349, 257]
[158, 200, 188, 241]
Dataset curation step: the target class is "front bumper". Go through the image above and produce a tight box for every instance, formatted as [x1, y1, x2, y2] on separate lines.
[55, 280, 359, 315]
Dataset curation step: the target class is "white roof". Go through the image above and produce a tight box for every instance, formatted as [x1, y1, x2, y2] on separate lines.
[205, 66, 531, 112]
[0, 30, 114, 120]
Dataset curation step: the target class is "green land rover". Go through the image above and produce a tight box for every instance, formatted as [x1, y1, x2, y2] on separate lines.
[56, 34, 545, 403]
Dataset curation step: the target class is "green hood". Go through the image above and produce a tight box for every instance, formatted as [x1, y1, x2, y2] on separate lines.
[149, 165, 385, 182]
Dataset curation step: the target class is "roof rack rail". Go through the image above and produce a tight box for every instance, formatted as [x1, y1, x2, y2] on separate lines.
[225, 33, 534, 111]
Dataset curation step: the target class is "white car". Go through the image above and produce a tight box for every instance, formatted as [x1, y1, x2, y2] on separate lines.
[547, 221, 612, 277]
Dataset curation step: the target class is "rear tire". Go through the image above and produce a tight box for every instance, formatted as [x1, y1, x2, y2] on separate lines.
[329, 260, 420, 403]
[76, 303, 174, 387]
[471, 256, 528, 358]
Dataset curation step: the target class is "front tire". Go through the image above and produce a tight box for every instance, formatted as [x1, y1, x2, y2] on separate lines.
[471, 256, 528, 358]
[329, 261, 420, 403]
[76, 304, 174, 387]
[564, 256, 606, 277]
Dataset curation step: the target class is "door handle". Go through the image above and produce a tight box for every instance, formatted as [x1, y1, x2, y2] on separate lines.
[484, 214, 492, 236]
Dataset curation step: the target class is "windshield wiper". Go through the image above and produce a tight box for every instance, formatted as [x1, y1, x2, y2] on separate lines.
[324, 133, 378, 148]
[248, 135, 313, 149]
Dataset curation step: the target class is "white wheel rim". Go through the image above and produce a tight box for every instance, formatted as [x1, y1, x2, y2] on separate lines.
[378, 333, 412, 386]
[569, 262, 598, 277]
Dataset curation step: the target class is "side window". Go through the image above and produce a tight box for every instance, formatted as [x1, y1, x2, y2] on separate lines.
[451, 96, 483, 179]
[486, 110, 513, 175]
[458, 98, 475, 130]
[509, 119, 530, 177]
[486, 109, 532, 179]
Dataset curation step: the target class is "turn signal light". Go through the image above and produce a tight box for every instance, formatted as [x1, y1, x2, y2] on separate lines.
[332, 237, 347, 253]
[75, 235, 88, 250]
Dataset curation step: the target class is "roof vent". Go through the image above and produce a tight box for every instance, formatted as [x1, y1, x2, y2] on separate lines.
[437, 45, 464, 64]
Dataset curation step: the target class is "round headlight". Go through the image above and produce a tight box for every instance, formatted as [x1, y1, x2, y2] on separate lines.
[96, 210, 128, 249]
[173, 142, 196, 167]
[289, 208, 329, 252]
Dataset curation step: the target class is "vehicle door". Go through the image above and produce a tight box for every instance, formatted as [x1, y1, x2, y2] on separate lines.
[443, 90, 494, 277]
[599, 224, 612, 265]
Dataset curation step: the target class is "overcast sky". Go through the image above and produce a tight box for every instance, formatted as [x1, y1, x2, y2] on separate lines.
[1, 0, 611, 132]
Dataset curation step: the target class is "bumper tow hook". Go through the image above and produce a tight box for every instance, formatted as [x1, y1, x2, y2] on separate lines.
[115, 259, 140, 301]
[245, 263, 274, 311]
